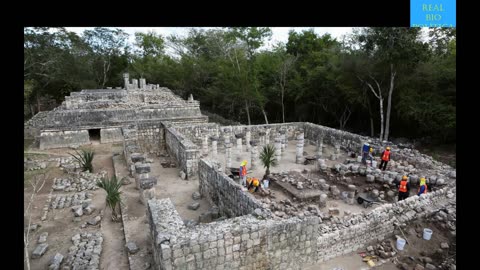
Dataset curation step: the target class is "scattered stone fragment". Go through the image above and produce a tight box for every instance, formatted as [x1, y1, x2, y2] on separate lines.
[188, 202, 200, 210]
[126, 242, 139, 254]
[192, 191, 201, 200]
[87, 216, 102, 226]
[48, 253, 64, 270]
[38, 232, 49, 243]
[440, 242, 449, 249]
[32, 243, 49, 258]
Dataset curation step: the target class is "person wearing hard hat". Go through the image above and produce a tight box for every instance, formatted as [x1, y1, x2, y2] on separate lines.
[246, 177, 261, 193]
[397, 175, 410, 201]
[361, 141, 371, 164]
[239, 160, 248, 187]
[418, 177, 428, 196]
[379, 146, 391, 171]
[367, 147, 374, 166]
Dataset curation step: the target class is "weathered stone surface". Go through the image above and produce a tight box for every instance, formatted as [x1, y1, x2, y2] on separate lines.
[38, 232, 49, 243]
[188, 202, 200, 210]
[425, 263, 437, 269]
[135, 163, 151, 174]
[73, 207, 83, 217]
[126, 242, 140, 254]
[32, 243, 49, 258]
[440, 242, 449, 249]
[87, 216, 102, 226]
[180, 171, 186, 180]
[49, 253, 64, 269]
[139, 177, 157, 190]
[192, 191, 201, 200]
[131, 153, 145, 163]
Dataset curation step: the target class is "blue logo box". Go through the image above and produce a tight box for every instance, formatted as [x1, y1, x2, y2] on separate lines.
[411, 0, 456, 27]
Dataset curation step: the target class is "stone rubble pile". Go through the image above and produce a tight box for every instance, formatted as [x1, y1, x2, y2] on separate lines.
[364, 240, 397, 259]
[52, 171, 106, 192]
[260, 198, 325, 219]
[24, 158, 48, 171]
[32, 232, 50, 259]
[63, 232, 103, 270]
[49, 192, 93, 210]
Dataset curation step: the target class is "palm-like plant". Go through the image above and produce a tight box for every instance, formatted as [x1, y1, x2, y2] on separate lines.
[70, 149, 95, 172]
[96, 175, 124, 221]
[260, 144, 278, 177]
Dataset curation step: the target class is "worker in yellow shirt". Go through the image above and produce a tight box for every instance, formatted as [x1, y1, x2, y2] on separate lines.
[246, 177, 261, 193]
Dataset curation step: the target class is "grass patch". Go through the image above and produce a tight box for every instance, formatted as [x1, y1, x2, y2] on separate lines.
[24, 139, 34, 151]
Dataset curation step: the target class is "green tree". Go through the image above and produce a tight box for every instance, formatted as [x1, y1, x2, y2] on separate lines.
[83, 27, 129, 88]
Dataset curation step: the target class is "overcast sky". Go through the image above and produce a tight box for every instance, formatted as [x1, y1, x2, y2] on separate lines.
[65, 27, 353, 49]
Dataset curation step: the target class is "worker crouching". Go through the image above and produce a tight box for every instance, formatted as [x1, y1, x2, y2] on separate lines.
[246, 177, 261, 193]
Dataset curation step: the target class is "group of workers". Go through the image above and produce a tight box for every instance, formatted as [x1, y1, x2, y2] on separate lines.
[239, 160, 269, 193]
[362, 141, 428, 201]
[361, 141, 391, 171]
[397, 175, 428, 201]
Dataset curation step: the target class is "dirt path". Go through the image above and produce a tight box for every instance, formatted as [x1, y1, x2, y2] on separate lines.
[92, 145, 129, 270]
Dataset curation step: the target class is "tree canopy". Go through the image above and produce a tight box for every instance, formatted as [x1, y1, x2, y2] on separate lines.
[24, 27, 456, 144]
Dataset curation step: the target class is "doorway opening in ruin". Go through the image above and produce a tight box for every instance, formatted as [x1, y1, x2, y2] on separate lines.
[88, 129, 101, 142]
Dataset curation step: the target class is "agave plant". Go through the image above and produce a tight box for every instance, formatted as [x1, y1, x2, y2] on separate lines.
[69, 149, 95, 172]
[259, 144, 278, 177]
[96, 175, 124, 221]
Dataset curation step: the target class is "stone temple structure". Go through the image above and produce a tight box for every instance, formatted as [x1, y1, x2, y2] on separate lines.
[27, 73, 206, 150]
[25, 74, 456, 270]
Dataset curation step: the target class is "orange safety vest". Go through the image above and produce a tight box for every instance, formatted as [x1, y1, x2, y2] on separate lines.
[399, 180, 408, 192]
[418, 184, 428, 194]
[240, 166, 247, 176]
[382, 150, 390, 161]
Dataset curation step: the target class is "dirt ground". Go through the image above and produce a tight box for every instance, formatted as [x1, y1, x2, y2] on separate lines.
[24, 143, 129, 270]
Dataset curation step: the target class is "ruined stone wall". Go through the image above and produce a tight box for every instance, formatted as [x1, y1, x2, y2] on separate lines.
[136, 122, 165, 155]
[148, 184, 455, 270]
[165, 127, 200, 179]
[173, 123, 220, 146]
[198, 159, 266, 218]
[65, 90, 128, 109]
[100, 128, 123, 144]
[303, 122, 366, 151]
[47, 109, 137, 128]
[39, 130, 90, 150]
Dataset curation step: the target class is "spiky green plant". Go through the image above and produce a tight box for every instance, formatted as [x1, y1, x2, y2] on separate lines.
[69, 149, 95, 172]
[96, 175, 124, 221]
[260, 144, 278, 177]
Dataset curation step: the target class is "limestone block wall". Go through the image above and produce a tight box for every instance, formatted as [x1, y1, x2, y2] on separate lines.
[39, 130, 90, 150]
[136, 105, 202, 120]
[303, 122, 366, 151]
[137, 122, 165, 155]
[198, 159, 266, 218]
[47, 109, 137, 127]
[100, 128, 124, 144]
[165, 126, 200, 179]
[173, 123, 220, 146]
[148, 183, 455, 270]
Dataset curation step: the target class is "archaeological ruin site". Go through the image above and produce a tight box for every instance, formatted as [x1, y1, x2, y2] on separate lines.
[24, 74, 457, 270]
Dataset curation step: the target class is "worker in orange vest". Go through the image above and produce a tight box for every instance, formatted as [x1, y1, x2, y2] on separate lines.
[239, 160, 248, 187]
[379, 146, 391, 171]
[397, 175, 410, 201]
[418, 177, 428, 196]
